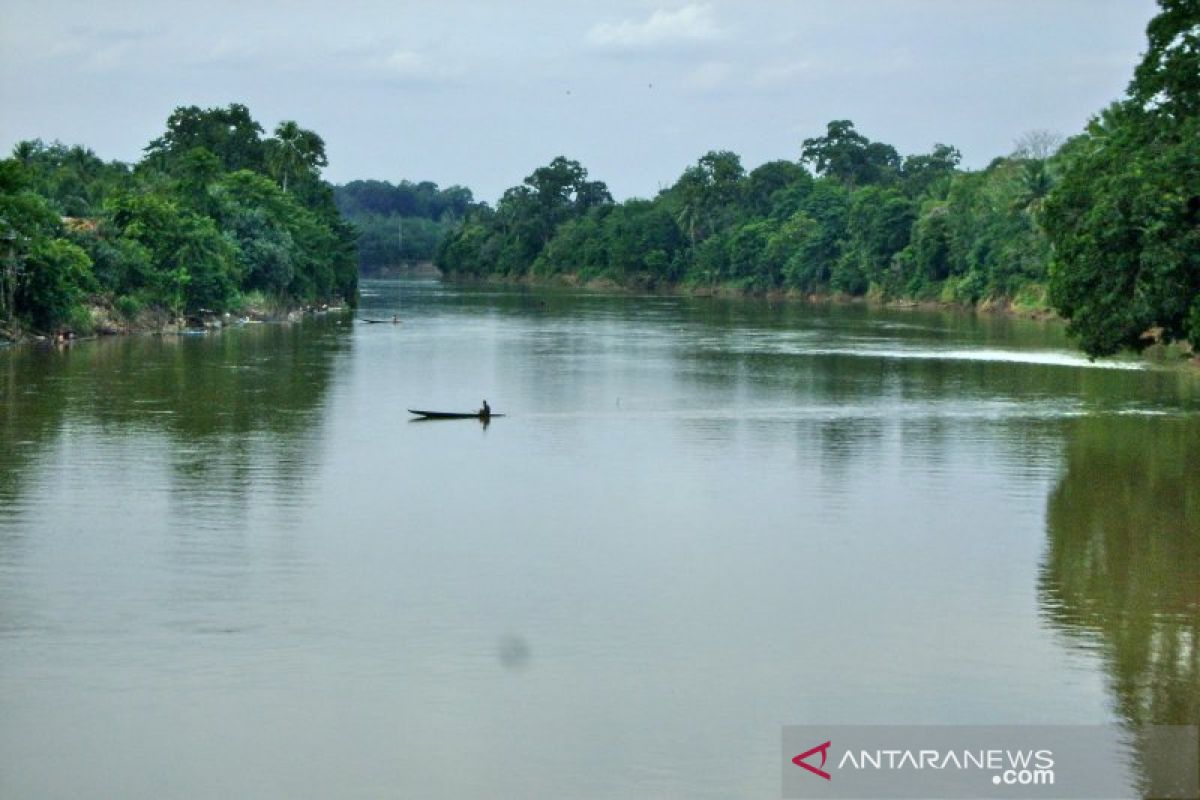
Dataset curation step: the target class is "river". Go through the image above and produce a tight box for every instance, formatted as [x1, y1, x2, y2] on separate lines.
[1, 279, 1197, 798]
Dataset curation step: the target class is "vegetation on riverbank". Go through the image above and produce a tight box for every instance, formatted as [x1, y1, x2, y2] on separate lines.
[437, 137, 1050, 306]
[333, 179, 479, 274]
[437, 0, 1198, 359]
[0, 104, 357, 340]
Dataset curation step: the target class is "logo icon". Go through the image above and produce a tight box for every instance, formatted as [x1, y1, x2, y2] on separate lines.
[792, 740, 832, 781]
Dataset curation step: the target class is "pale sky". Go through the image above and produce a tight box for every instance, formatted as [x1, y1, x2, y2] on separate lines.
[0, 0, 1159, 202]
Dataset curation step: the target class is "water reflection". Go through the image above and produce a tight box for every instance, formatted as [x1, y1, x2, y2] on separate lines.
[0, 347, 72, 636]
[4, 280, 1200, 798]
[0, 319, 348, 636]
[1040, 416, 1200, 793]
[0, 320, 346, 519]
[0, 347, 70, 523]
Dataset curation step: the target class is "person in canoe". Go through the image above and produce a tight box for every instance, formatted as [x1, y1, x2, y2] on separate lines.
[479, 400, 491, 420]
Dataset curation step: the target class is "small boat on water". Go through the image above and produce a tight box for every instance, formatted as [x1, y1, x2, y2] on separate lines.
[408, 409, 504, 420]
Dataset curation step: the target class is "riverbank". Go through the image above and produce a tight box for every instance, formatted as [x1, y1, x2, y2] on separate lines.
[445, 270, 1059, 319]
[442, 271, 1199, 368]
[0, 296, 350, 346]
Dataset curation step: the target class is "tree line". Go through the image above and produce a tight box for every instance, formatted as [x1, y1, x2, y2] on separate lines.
[333, 179, 479, 273]
[1, 104, 358, 334]
[438, 0, 1198, 358]
[435, 133, 1054, 329]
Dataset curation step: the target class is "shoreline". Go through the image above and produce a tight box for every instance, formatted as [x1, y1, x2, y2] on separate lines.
[442, 271, 1200, 369]
[6, 274, 1196, 369]
[443, 271, 1060, 321]
[0, 300, 350, 348]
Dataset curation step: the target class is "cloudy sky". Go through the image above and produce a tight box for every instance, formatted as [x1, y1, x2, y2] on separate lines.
[0, 0, 1159, 202]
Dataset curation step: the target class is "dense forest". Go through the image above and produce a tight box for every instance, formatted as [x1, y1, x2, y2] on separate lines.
[333, 180, 478, 273]
[2, 1, 1194, 359]
[0, 104, 357, 336]
[437, 0, 1199, 358]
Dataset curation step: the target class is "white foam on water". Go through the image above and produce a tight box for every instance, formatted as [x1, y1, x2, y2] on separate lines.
[521, 398, 1192, 423]
[781, 344, 1144, 370]
[891, 347, 1140, 369]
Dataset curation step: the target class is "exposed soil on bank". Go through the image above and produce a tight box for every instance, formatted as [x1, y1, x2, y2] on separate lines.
[1, 301, 349, 346]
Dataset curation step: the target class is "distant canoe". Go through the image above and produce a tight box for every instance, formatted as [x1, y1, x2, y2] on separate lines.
[360, 318, 400, 324]
[408, 409, 504, 420]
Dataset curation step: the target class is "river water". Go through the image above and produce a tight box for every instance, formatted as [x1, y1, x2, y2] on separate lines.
[1, 279, 1197, 798]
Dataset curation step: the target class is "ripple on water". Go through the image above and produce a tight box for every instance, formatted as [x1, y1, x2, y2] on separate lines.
[721, 340, 1146, 370]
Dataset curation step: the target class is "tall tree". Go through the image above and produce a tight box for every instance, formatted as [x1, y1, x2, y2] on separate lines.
[521, 156, 611, 246]
[672, 150, 745, 244]
[1130, 0, 1200, 118]
[801, 120, 900, 189]
[144, 104, 266, 173]
[1043, 0, 1200, 356]
[266, 121, 328, 193]
[900, 143, 961, 198]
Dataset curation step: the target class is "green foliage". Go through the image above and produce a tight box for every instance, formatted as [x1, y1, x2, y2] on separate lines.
[900, 144, 961, 198]
[435, 217, 499, 276]
[773, 213, 826, 291]
[1043, 0, 1200, 356]
[114, 295, 142, 320]
[430, 1, 1195, 360]
[105, 191, 239, 312]
[837, 186, 916, 294]
[536, 213, 606, 279]
[335, 179, 475, 220]
[435, 156, 612, 279]
[67, 305, 95, 336]
[906, 204, 953, 287]
[212, 170, 324, 296]
[1130, 0, 1200, 118]
[802, 120, 900, 189]
[266, 121, 327, 194]
[144, 104, 266, 174]
[518, 156, 613, 249]
[2, 102, 357, 332]
[897, 156, 1055, 302]
[332, 180, 482, 274]
[744, 160, 811, 218]
[8, 139, 131, 216]
[598, 200, 684, 282]
[17, 238, 94, 329]
[669, 150, 746, 245]
[725, 220, 778, 289]
[172, 147, 223, 215]
[354, 213, 460, 271]
[434, 125, 1055, 309]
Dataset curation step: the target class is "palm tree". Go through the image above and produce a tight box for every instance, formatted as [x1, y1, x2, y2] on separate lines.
[1013, 160, 1054, 219]
[267, 121, 327, 193]
[675, 199, 699, 249]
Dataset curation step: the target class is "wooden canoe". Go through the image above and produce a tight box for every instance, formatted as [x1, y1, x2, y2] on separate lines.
[407, 409, 504, 419]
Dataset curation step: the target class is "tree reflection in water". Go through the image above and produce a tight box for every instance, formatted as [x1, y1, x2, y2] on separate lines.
[1040, 416, 1199, 796]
